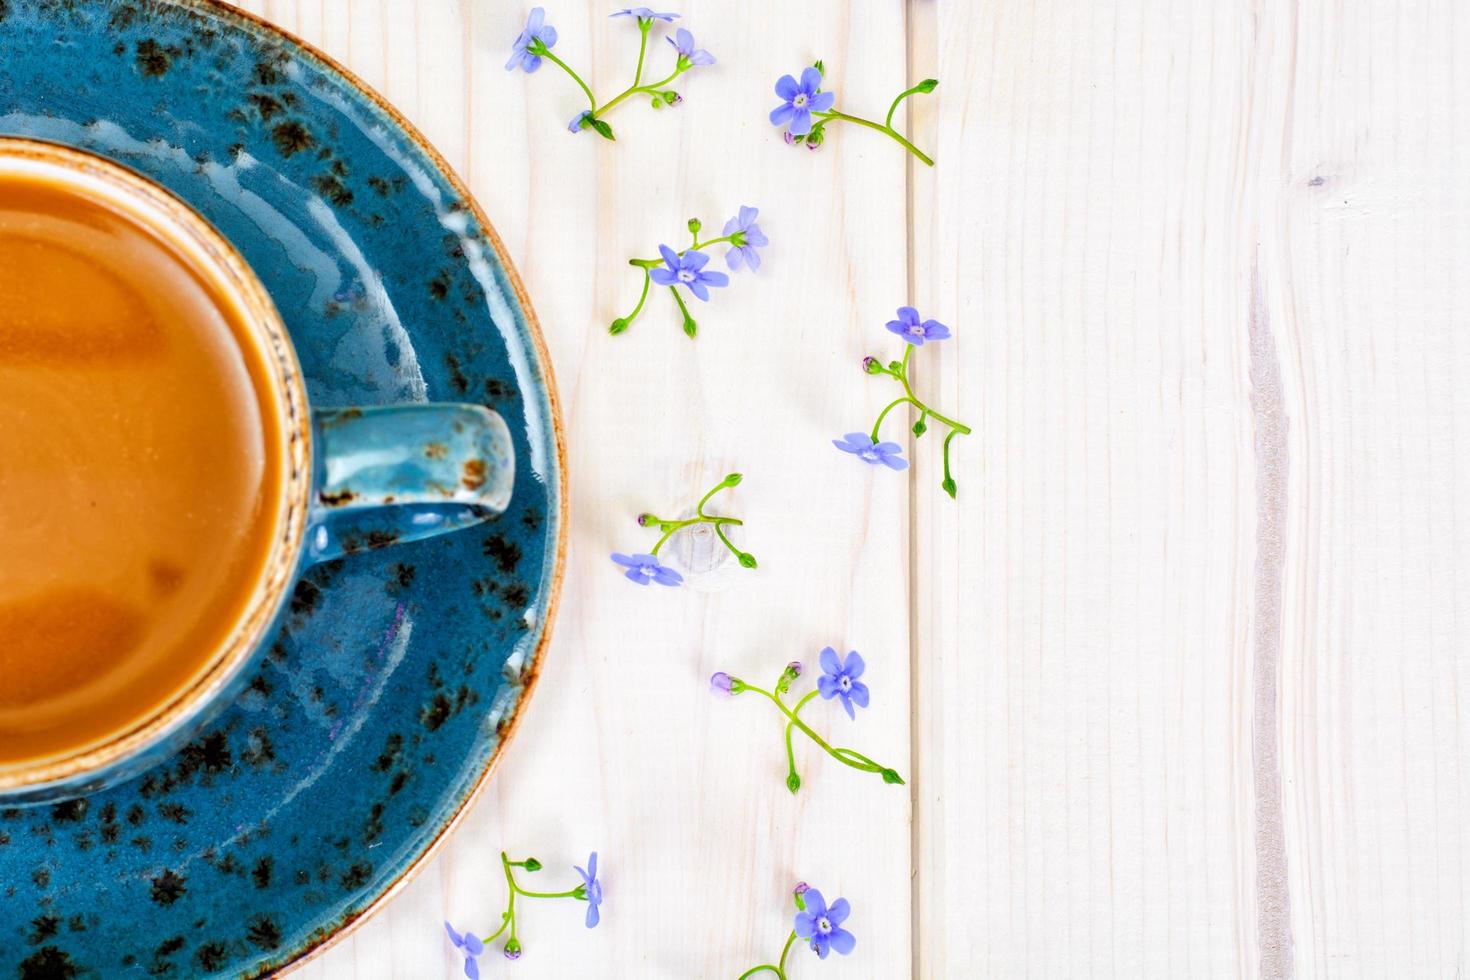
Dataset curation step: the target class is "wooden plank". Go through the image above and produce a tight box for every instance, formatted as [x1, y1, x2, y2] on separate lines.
[231, 2, 915, 976]
[1275, 2, 1470, 976]
[909, 0, 1268, 974]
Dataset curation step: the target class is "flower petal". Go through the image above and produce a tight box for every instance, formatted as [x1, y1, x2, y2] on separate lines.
[827, 898, 851, 927]
[828, 927, 856, 955]
[539, 24, 558, 46]
[585, 902, 600, 928]
[896, 305, 920, 325]
[527, 7, 544, 31]
[464, 955, 480, 980]
[819, 646, 842, 674]
[650, 267, 677, 286]
[684, 249, 710, 271]
[774, 73, 800, 100]
[685, 279, 710, 302]
[848, 682, 870, 709]
[445, 922, 464, 948]
[769, 103, 795, 127]
[788, 107, 813, 136]
[462, 933, 485, 956]
[657, 243, 680, 267]
[817, 674, 839, 698]
[743, 247, 762, 271]
[924, 320, 952, 339]
[738, 205, 759, 227]
[690, 49, 716, 66]
[843, 650, 866, 678]
[725, 246, 744, 271]
[793, 911, 817, 939]
[809, 90, 835, 113]
[885, 320, 908, 337]
[798, 66, 823, 96]
[841, 694, 856, 720]
[610, 552, 643, 567]
[674, 27, 693, 52]
[700, 270, 730, 288]
[654, 565, 685, 586]
[523, 55, 543, 73]
[804, 889, 828, 917]
[587, 852, 598, 879]
[879, 452, 910, 471]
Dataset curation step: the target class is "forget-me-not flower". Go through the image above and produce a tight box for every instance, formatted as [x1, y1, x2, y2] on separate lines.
[649, 245, 729, 301]
[666, 27, 714, 66]
[611, 552, 684, 587]
[885, 306, 951, 346]
[611, 6, 678, 20]
[832, 433, 909, 471]
[793, 888, 856, 959]
[444, 922, 485, 979]
[816, 647, 869, 720]
[770, 67, 835, 137]
[574, 852, 604, 928]
[506, 7, 557, 73]
[721, 206, 769, 272]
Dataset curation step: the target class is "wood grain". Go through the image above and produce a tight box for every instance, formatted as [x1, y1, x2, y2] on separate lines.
[226, 1, 1470, 976]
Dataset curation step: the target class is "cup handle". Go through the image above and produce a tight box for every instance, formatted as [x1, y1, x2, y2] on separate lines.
[306, 405, 514, 562]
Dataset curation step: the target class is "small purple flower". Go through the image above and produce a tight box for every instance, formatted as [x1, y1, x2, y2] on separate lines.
[832, 433, 908, 471]
[611, 552, 684, 586]
[575, 852, 603, 928]
[816, 647, 869, 720]
[793, 888, 856, 959]
[445, 922, 485, 980]
[503, 939, 522, 960]
[506, 7, 557, 73]
[770, 67, 835, 137]
[611, 6, 678, 20]
[885, 306, 951, 346]
[721, 206, 769, 272]
[786, 661, 803, 678]
[710, 671, 735, 695]
[649, 245, 729, 301]
[666, 27, 714, 66]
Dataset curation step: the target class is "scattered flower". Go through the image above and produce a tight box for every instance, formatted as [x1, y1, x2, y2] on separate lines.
[611, 6, 679, 20]
[610, 552, 684, 587]
[574, 852, 604, 928]
[615, 474, 756, 580]
[444, 922, 485, 979]
[613, 215, 765, 337]
[849, 314, 971, 497]
[505, 7, 557, 73]
[445, 853, 601, 965]
[885, 306, 950, 345]
[710, 652, 903, 792]
[794, 889, 856, 959]
[769, 66, 834, 137]
[816, 647, 869, 720]
[721, 206, 769, 272]
[649, 244, 729, 301]
[772, 61, 938, 165]
[832, 432, 909, 471]
[666, 26, 714, 66]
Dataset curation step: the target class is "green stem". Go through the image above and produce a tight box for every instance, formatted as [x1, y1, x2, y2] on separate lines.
[871, 396, 917, 443]
[632, 21, 650, 87]
[595, 67, 683, 115]
[649, 515, 744, 556]
[942, 428, 959, 488]
[713, 523, 743, 561]
[615, 270, 652, 331]
[668, 285, 696, 336]
[816, 109, 934, 166]
[535, 47, 596, 110]
[499, 852, 520, 946]
[886, 81, 932, 129]
[744, 686, 885, 776]
[777, 931, 799, 973]
[887, 343, 972, 436]
[736, 966, 783, 980]
[515, 887, 584, 899]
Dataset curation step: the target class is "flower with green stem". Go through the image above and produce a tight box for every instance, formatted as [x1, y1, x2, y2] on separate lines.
[444, 851, 601, 966]
[837, 309, 971, 498]
[711, 655, 903, 794]
[770, 60, 937, 166]
[737, 882, 856, 978]
[507, 6, 714, 140]
[611, 210, 765, 338]
[614, 473, 756, 584]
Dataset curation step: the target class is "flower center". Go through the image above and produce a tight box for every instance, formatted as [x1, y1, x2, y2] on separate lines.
[860, 449, 879, 461]
[677, 269, 695, 283]
[640, 565, 658, 578]
[793, 93, 809, 108]
[817, 916, 832, 935]
[838, 675, 852, 692]
[908, 323, 925, 335]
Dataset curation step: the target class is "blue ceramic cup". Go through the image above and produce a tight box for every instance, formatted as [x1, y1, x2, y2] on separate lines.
[0, 139, 515, 804]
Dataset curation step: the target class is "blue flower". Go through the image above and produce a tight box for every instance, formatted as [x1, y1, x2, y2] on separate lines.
[816, 647, 869, 720]
[770, 67, 835, 137]
[722, 206, 769, 272]
[832, 433, 908, 471]
[575, 852, 604, 928]
[444, 922, 485, 980]
[569, 110, 593, 133]
[666, 27, 714, 66]
[649, 245, 729, 301]
[506, 7, 557, 73]
[793, 889, 855, 959]
[885, 306, 951, 346]
[611, 7, 679, 20]
[611, 552, 684, 586]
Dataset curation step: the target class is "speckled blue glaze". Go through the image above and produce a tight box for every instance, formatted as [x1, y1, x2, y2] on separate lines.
[0, 2, 563, 977]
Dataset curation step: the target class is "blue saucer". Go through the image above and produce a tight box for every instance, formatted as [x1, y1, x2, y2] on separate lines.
[0, 1, 565, 975]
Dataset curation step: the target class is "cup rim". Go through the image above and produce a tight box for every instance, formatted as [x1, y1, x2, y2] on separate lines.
[0, 136, 313, 793]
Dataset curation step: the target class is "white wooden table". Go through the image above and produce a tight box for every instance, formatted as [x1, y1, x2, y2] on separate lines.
[233, 1, 1470, 977]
